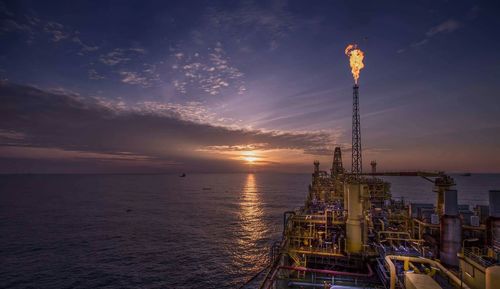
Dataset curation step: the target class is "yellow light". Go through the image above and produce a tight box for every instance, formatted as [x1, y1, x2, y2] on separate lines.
[243, 156, 257, 163]
[242, 151, 258, 164]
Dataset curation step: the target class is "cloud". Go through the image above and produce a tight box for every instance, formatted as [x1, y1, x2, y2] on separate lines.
[88, 68, 105, 80]
[72, 35, 99, 53]
[0, 18, 32, 34]
[400, 19, 461, 52]
[410, 38, 429, 48]
[170, 42, 245, 96]
[0, 16, 37, 44]
[99, 48, 145, 66]
[0, 1, 14, 17]
[117, 63, 161, 88]
[0, 7, 99, 53]
[43, 21, 79, 45]
[0, 129, 26, 144]
[206, 1, 294, 50]
[47, 86, 81, 97]
[99, 49, 131, 66]
[0, 146, 153, 161]
[44, 21, 70, 42]
[426, 19, 461, 37]
[166, 1, 300, 96]
[41, 20, 100, 53]
[0, 82, 334, 172]
[128, 47, 147, 54]
[119, 71, 151, 87]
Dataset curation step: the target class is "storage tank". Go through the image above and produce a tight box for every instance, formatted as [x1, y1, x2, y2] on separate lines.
[345, 182, 363, 253]
[440, 190, 462, 266]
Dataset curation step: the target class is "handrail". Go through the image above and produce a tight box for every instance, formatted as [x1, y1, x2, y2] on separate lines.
[279, 263, 373, 278]
[259, 254, 282, 289]
[381, 237, 425, 243]
[237, 264, 271, 289]
[413, 218, 440, 228]
[462, 247, 498, 267]
[377, 230, 411, 240]
[288, 245, 344, 257]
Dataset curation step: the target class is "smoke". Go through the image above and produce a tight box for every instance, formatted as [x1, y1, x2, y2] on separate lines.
[345, 44, 365, 84]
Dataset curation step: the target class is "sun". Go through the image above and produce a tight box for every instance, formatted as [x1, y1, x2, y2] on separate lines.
[243, 156, 258, 164]
[242, 151, 258, 164]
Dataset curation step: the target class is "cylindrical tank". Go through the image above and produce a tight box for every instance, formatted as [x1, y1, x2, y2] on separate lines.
[444, 190, 458, 216]
[345, 182, 363, 253]
[440, 216, 462, 266]
[440, 190, 462, 266]
[486, 266, 500, 289]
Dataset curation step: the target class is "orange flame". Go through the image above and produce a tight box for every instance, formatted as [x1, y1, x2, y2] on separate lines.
[345, 44, 365, 84]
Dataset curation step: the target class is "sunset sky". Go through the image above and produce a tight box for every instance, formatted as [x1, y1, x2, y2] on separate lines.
[1, 0, 499, 173]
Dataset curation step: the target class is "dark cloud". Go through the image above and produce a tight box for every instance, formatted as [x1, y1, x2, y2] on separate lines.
[0, 82, 332, 172]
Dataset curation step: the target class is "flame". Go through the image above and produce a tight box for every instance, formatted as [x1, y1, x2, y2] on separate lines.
[345, 44, 365, 84]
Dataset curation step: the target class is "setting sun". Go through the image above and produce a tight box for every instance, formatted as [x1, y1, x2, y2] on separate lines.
[243, 156, 257, 163]
[242, 151, 258, 164]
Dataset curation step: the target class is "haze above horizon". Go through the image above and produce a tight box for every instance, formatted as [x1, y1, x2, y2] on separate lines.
[1, 0, 499, 173]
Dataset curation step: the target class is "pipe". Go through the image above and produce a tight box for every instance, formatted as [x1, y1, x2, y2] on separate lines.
[384, 255, 471, 289]
[379, 219, 385, 231]
[279, 263, 373, 278]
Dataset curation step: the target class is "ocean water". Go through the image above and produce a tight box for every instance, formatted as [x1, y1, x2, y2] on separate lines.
[1, 173, 499, 289]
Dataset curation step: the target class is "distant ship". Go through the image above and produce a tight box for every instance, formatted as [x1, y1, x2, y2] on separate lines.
[461, 172, 472, 176]
[179, 173, 186, 177]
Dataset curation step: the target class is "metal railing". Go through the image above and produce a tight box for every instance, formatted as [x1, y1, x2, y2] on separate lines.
[463, 247, 499, 267]
[288, 244, 344, 256]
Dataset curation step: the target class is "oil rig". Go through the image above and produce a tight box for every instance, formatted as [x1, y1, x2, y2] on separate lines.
[255, 45, 500, 289]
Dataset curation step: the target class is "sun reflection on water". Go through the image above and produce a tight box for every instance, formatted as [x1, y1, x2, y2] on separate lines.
[235, 173, 268, 271]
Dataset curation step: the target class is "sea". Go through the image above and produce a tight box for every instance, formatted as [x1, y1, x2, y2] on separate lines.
[1, 173, 499, 289]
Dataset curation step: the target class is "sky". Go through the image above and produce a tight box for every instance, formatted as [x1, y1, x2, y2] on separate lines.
[1, 0, 499, 174]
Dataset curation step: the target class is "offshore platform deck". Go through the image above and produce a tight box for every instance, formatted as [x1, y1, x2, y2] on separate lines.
[253, 44, 500, 289]
[257, 148, 500, 289]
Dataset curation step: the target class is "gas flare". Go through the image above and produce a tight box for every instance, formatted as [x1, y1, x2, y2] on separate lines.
[345, 44, 365, 84]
